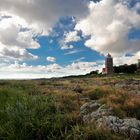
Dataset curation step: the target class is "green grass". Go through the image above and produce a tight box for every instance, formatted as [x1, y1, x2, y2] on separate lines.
[0, 85, 123, 140]
[0, 74, 139, 139]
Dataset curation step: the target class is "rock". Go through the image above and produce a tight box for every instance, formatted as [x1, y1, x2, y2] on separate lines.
[96, 116, 140, 139]
[137, 91, 140, 95]
[80, 101, 140, 139]
[130, 128, 140, 139]
[83, 114, 91, 123]
[89, 102, 101, 110]
[80, 103, 89, 111]
[123, 118, 140, 129]
[80, 102, 101, 116]
[90, 111, 99, 121]
[81, 102, 113, 122]
[115, 83, 126, 88]
[96, 116, 121, 133]
[119, 126, 129, 136]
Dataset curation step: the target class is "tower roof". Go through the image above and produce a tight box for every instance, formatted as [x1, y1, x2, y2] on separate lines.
[107, 53, 112, 58]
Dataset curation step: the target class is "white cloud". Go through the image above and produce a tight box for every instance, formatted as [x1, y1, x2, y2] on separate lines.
[0, 16, 39, 61]
[60, 30, 81, 50]
[60, 42, 74, 50]
[46, 56, 56, 63]
[0, 61, 103, 79]
[0, 0, 140, 79]
[0, 0, 88, 62]
[113, 50, 140, 66]
[0, 0, 88, 35]
[64, 31, 81, 43]
[75, 0, 140, 56]
[0, 45, 38, 61]
[72, 57, 85, 63]
[64, 49, 83, 55]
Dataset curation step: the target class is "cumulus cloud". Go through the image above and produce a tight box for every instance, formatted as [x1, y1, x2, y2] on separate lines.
[60, 43, 74, 50]
[64, 31, 81, 43]
[113, 50, 140, 66]
[46, 56, 56, 63]
[0, 0, 88, 34]
[0, 15, 39, 61]
[0, 61, 103, 79]
[0, 46, 38, 61]
[0, 0, 88, 62]
[60, 30, 81, 50]
[75, 0, 140, 56]
[0, 0, 140, 79]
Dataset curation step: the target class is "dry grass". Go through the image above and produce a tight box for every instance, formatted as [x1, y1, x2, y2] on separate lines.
[0, 74, 140, 139]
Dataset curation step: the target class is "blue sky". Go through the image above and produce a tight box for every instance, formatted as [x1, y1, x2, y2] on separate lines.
[0, 0, 140, 79]
[28, 17, 105, 66]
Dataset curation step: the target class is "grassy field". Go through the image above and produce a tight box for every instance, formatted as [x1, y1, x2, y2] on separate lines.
[0, 74, 140, 140]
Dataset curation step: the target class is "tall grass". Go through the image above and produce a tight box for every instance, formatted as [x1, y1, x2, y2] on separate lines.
[0, 79, 133, 140]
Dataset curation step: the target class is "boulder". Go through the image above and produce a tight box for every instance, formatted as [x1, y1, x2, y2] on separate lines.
[80, 101, 101, 116]
[80, 101, 140, 139]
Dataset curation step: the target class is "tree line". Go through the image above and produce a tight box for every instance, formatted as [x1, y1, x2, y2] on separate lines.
[113, 64, 138, 74]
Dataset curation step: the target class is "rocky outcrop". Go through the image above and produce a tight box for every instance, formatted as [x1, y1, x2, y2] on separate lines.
[114, 80, 140, 95]
[97, 116, 140, 139]
[80, 101, 113, 122]
[80, 101, 140, 139]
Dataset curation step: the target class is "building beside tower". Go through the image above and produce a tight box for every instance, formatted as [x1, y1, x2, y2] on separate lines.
[102, 53, 114, 74]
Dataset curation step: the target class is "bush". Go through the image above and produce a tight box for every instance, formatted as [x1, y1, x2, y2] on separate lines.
[66, 124, 124, 140]
[0, 94, 61, 139]
[0, 86, 81, 139]
[0, 80, 129, 140]
[88, 88, 108, 100]
[124, 95, 140, 119]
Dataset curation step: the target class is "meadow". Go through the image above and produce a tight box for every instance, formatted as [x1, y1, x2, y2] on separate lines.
[0, 74, 140, 140]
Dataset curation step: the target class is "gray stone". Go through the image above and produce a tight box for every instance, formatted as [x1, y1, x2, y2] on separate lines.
[80, 103, 89, 111]
[80, 101, 140, 139]
[130, 128, 140, 139]
[80, 102, 102, 117]
[89, 102, 101, 110]
[123, 118, 140, 129]
[83, 114, 91, 123]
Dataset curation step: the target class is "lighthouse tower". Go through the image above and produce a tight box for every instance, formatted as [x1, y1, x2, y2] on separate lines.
[105, 53, 114, 74]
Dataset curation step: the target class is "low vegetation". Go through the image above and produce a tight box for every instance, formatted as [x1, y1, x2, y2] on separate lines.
[0, 74, 140, 139]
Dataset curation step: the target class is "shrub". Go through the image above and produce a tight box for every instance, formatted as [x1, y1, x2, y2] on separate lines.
[0, 94, 61, 139]
[0, 78, 134, 140]
[66, 124, 124, 140]
[87, 88, 109, 100]
[124, 95, 140, 119]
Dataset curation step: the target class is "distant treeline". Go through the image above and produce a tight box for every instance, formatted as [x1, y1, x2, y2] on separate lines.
[61, 64, 138, 79]
[113, 64, 137, 74]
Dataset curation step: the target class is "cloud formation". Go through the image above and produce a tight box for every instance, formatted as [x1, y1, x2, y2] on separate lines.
[75, 0, 140, 56]
[64, 31, 81, 43]
[59, 30, 81, 50]
[0, 0, 88, 63]
[0, 0, 88, 34]
[0, 0, 140, 78]
[0, 17, 39, 61]
[0, 61, 102, 79]
[46, 56, 56, 63]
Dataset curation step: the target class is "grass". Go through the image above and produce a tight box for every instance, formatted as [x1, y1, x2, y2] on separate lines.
[0, 74, 140, 139]
[0, 86, 121, 140]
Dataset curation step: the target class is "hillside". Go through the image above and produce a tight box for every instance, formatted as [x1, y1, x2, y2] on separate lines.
[0, 74, 140, 140]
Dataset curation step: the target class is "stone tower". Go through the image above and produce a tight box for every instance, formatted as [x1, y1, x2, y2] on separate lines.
[105, 53, 114, 74]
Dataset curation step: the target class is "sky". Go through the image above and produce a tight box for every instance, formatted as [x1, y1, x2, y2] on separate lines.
[0, 0, 140, 79]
